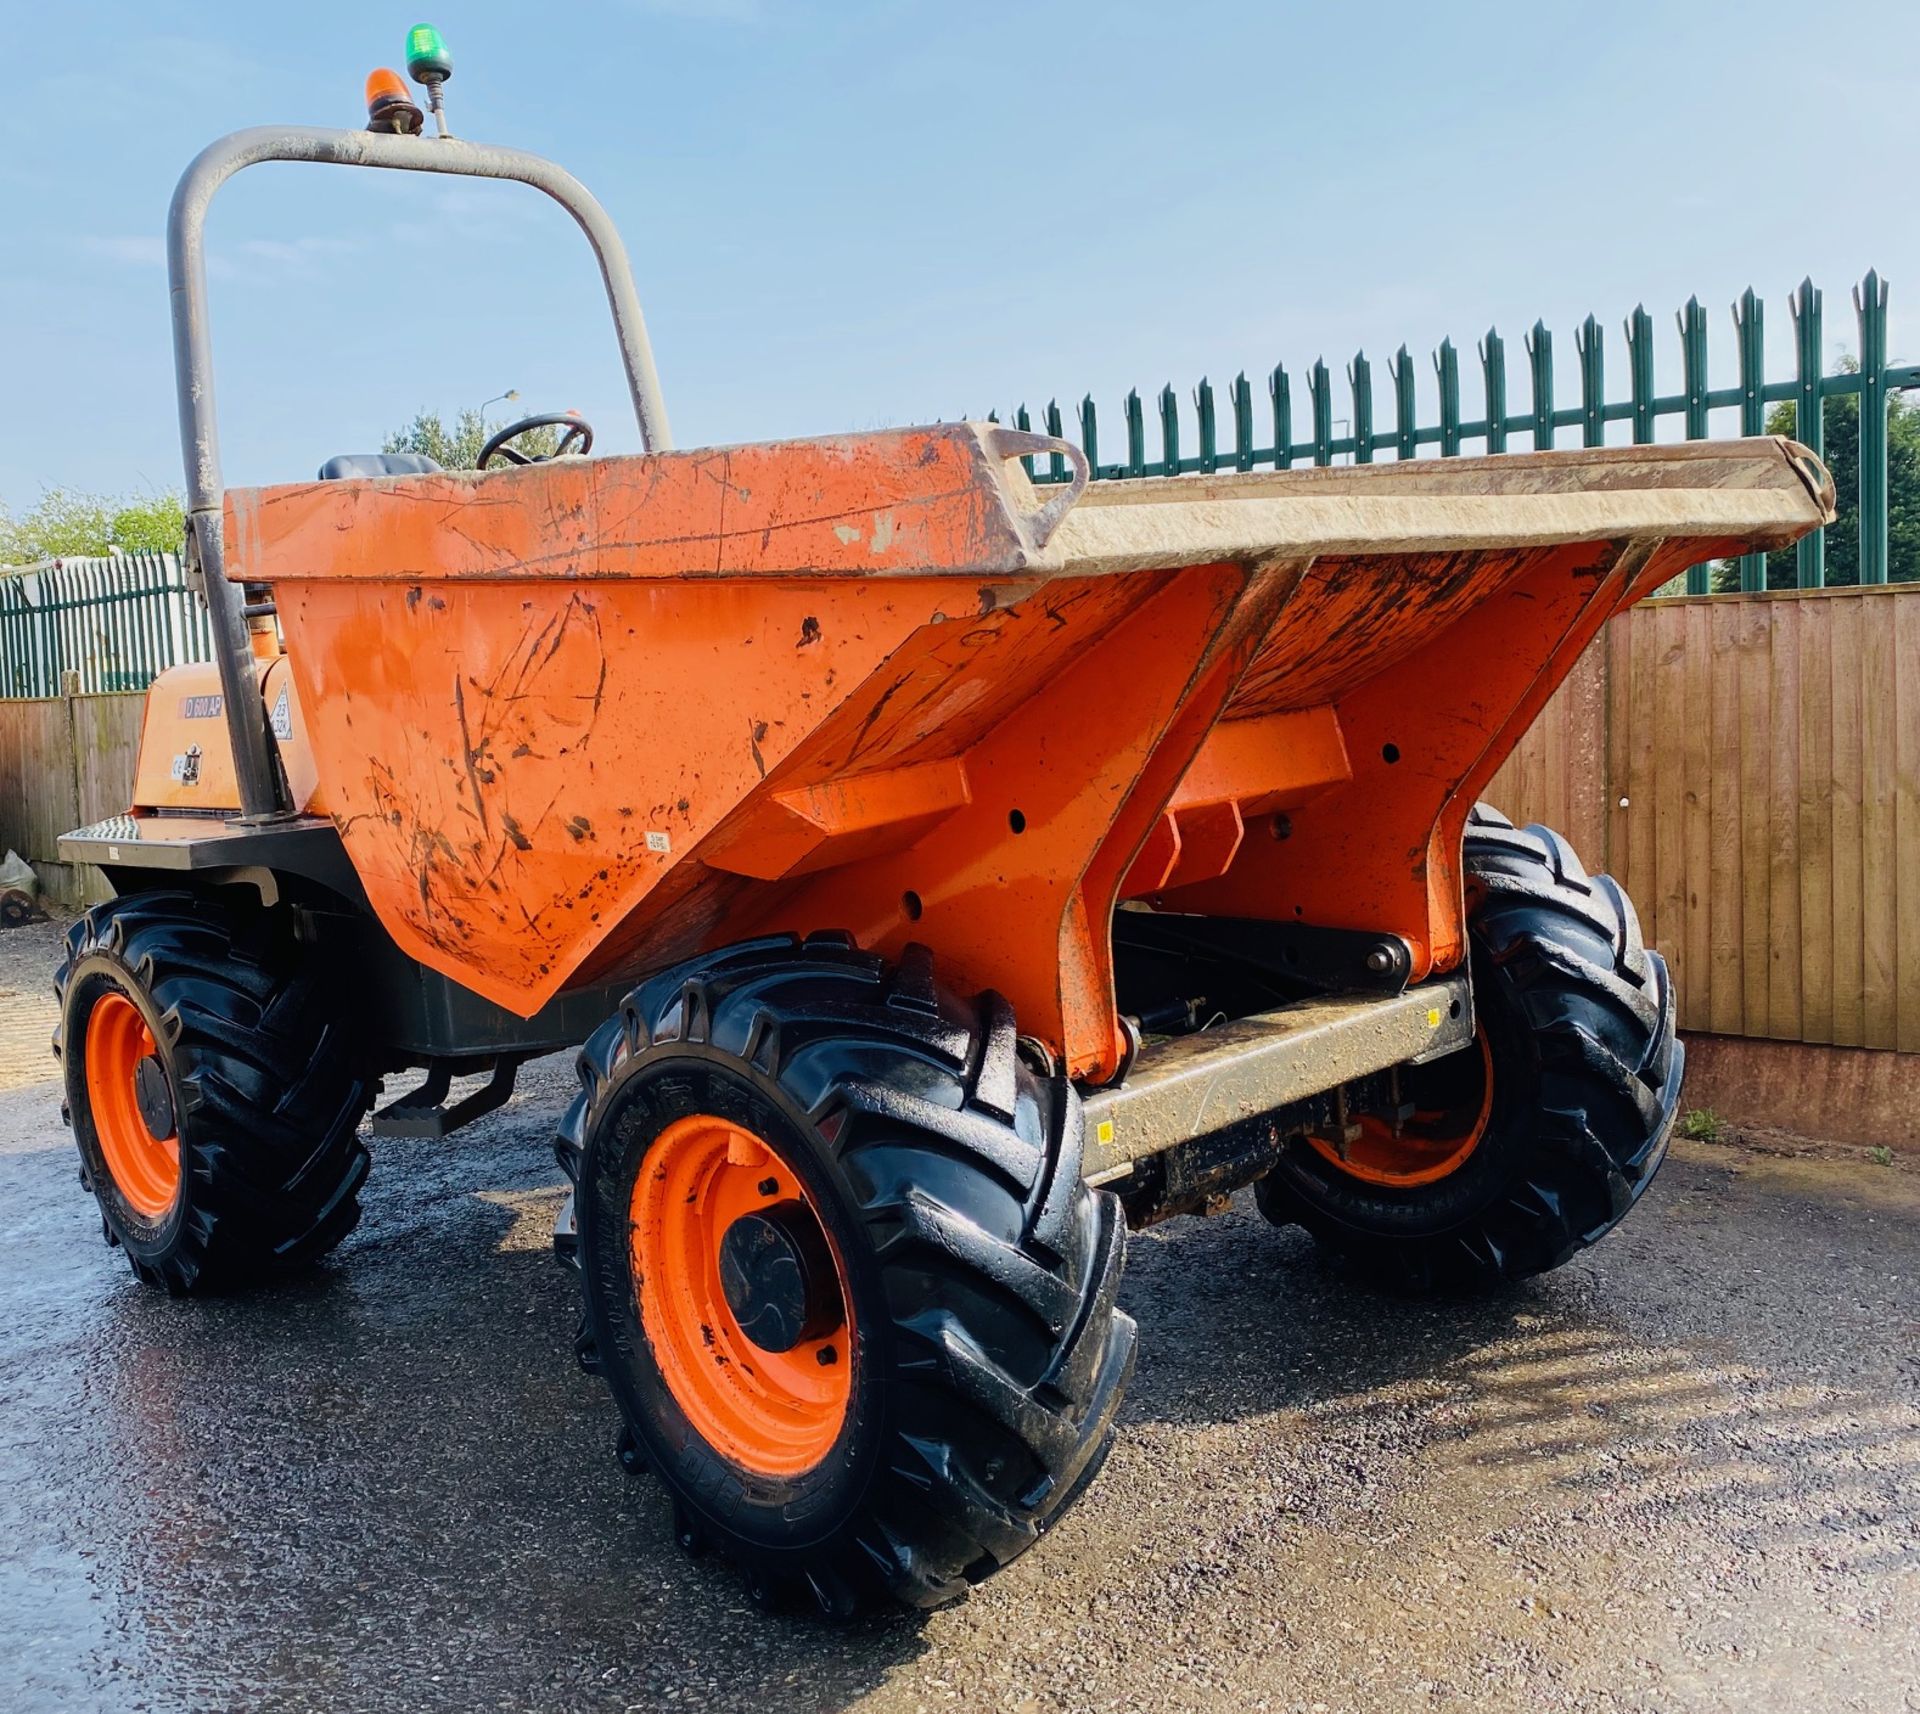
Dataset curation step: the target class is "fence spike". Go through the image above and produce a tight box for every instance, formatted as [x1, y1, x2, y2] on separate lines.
[127, 555, 151, 689]
[124, 556, 147, 686]
[1079, 393, 1100, 476]
[1526, 319, 1555, 450]
[1480, 328, 1508, 453]
[1855, 270, 1890, 584]
[1348, 350, 1374, 464]
[1790, 281, 1826, 588]
[81, 559, 106, 695]
[1309, 359, 1334, 467]
[1232, 371, 1254, 471]
[1269, 364, 1292, 468]
[1435, 337, 1461, 456]
[1390, 344, 1418, 460]
[1194, 375, 1218, 474]
[1124, 388, 1145, 478]
[1044, 398, 1065, 483]
[49, 562, 70, 688]
[1624, 304, 1655, 444]
[1576, 313, 1605, 447]
[144, 553, 168, 684]
[1733, 288, 1767, 590]
[1677, 296, 1712, 591]
[116, 557, 138, 686]
[1157, 383, 1180, 477]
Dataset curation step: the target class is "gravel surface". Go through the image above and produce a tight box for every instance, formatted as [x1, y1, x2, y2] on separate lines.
[0, 914, 65, 1093]
[2, 915, 1915, 1713]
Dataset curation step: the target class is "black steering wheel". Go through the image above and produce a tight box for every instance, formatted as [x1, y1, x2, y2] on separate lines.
[477, 412, 594, 469]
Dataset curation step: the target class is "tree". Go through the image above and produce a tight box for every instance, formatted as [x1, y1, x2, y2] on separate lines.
[0, 488, 185, 566]
[383, 406, 559, 470]
[1711, 364, 1920, 591]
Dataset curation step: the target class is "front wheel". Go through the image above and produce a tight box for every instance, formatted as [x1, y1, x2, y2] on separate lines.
[556, 934, 1135, 1615]
[56, 890, 371, 1294]
[1256, 805, 1683, 1291]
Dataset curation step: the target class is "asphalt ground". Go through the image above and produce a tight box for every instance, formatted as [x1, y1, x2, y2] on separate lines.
[1, 913, 1916, 1713]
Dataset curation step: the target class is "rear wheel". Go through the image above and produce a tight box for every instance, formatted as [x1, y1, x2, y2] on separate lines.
[556, 933, 1136, 1615]
[1257, 806, 1683, 1291]
[56, 890, 371, 1294]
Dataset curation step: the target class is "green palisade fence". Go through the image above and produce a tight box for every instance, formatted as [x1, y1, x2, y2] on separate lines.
[1007, 273, 1918, 595]
[0, 552, 209, 699]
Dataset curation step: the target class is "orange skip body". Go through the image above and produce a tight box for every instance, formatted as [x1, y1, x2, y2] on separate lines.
[212, 424, 1831, 1082]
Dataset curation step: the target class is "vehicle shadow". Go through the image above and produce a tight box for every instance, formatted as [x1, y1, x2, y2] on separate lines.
[1117, 1155, 1920, 1588]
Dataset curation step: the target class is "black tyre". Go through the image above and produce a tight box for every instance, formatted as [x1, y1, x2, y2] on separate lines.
[555, 933, 1135, 1615]
[55, 890, 372, 1294]
[1256, 805, 1683, 1291]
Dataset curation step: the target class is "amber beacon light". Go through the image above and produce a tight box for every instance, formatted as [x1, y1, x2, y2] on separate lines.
[363, 67, 423, 135]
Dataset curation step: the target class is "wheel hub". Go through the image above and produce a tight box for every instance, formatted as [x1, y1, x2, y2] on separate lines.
[1304, 1028, 1494, 1188]
[719, 1202, 838, 1354]
[134, 1054, 176, 1141]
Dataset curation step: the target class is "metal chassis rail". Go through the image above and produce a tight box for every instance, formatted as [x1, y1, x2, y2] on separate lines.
[1081, 976, 1476, 1184]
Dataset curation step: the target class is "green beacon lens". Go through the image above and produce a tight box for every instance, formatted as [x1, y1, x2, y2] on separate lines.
[405, 23, 452, 84]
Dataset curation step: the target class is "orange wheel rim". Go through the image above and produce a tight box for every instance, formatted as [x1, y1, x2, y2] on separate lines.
[631, 1114, 852, 1477]
[86, 990, 180, 1220]
[1304, 1030, 1495, 1189]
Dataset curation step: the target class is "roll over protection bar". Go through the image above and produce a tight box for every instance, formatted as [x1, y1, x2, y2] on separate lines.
[166, 124, 672, 818]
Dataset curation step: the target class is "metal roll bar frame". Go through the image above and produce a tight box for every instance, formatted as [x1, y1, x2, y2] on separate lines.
[167, 125, 673, 819]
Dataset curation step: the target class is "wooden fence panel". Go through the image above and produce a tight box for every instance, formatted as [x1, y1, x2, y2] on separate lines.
[0, 693, 145, 908]
[1898, 594, 1920, 1048]
[1484, 636, 1609, 865]
[1862, 603, 1900, 1047]
[1797, 598, 1834, 1042]
[69, 694, 146, 825]
[0, 698, 81, 870]
[1681, 601, 1714, 1027]
[1486, 583, 1920, 1052]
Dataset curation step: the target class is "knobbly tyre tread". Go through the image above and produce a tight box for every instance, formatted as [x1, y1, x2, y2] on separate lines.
[554, 933, 1136, 1616]
[55, 889, 371, 1294]
[1256, 805, 1683, 1291]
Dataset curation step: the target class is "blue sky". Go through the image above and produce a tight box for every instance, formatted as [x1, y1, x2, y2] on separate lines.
[1, 0, 1914, 505]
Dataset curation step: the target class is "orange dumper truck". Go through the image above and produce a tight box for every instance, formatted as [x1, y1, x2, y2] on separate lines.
[53, 27, 1832, 1615]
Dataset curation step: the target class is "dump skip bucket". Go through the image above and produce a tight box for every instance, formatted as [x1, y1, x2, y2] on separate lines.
[225, 424, 1830, 1078]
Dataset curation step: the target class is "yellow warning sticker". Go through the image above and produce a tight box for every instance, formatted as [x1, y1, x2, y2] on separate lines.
[1427, 1007, 1442, 1028]
[1095, 1118, 1115, 1146]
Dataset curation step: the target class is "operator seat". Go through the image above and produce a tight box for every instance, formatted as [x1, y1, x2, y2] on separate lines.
[316, 453, 443, 480]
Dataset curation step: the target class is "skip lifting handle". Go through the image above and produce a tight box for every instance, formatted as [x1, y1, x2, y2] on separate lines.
[984, 427, 1091, 552]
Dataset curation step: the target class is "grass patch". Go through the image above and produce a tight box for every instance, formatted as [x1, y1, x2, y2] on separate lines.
[1678, 1108, 1727, 1143]
[1869, 1145, 1895, 1167]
